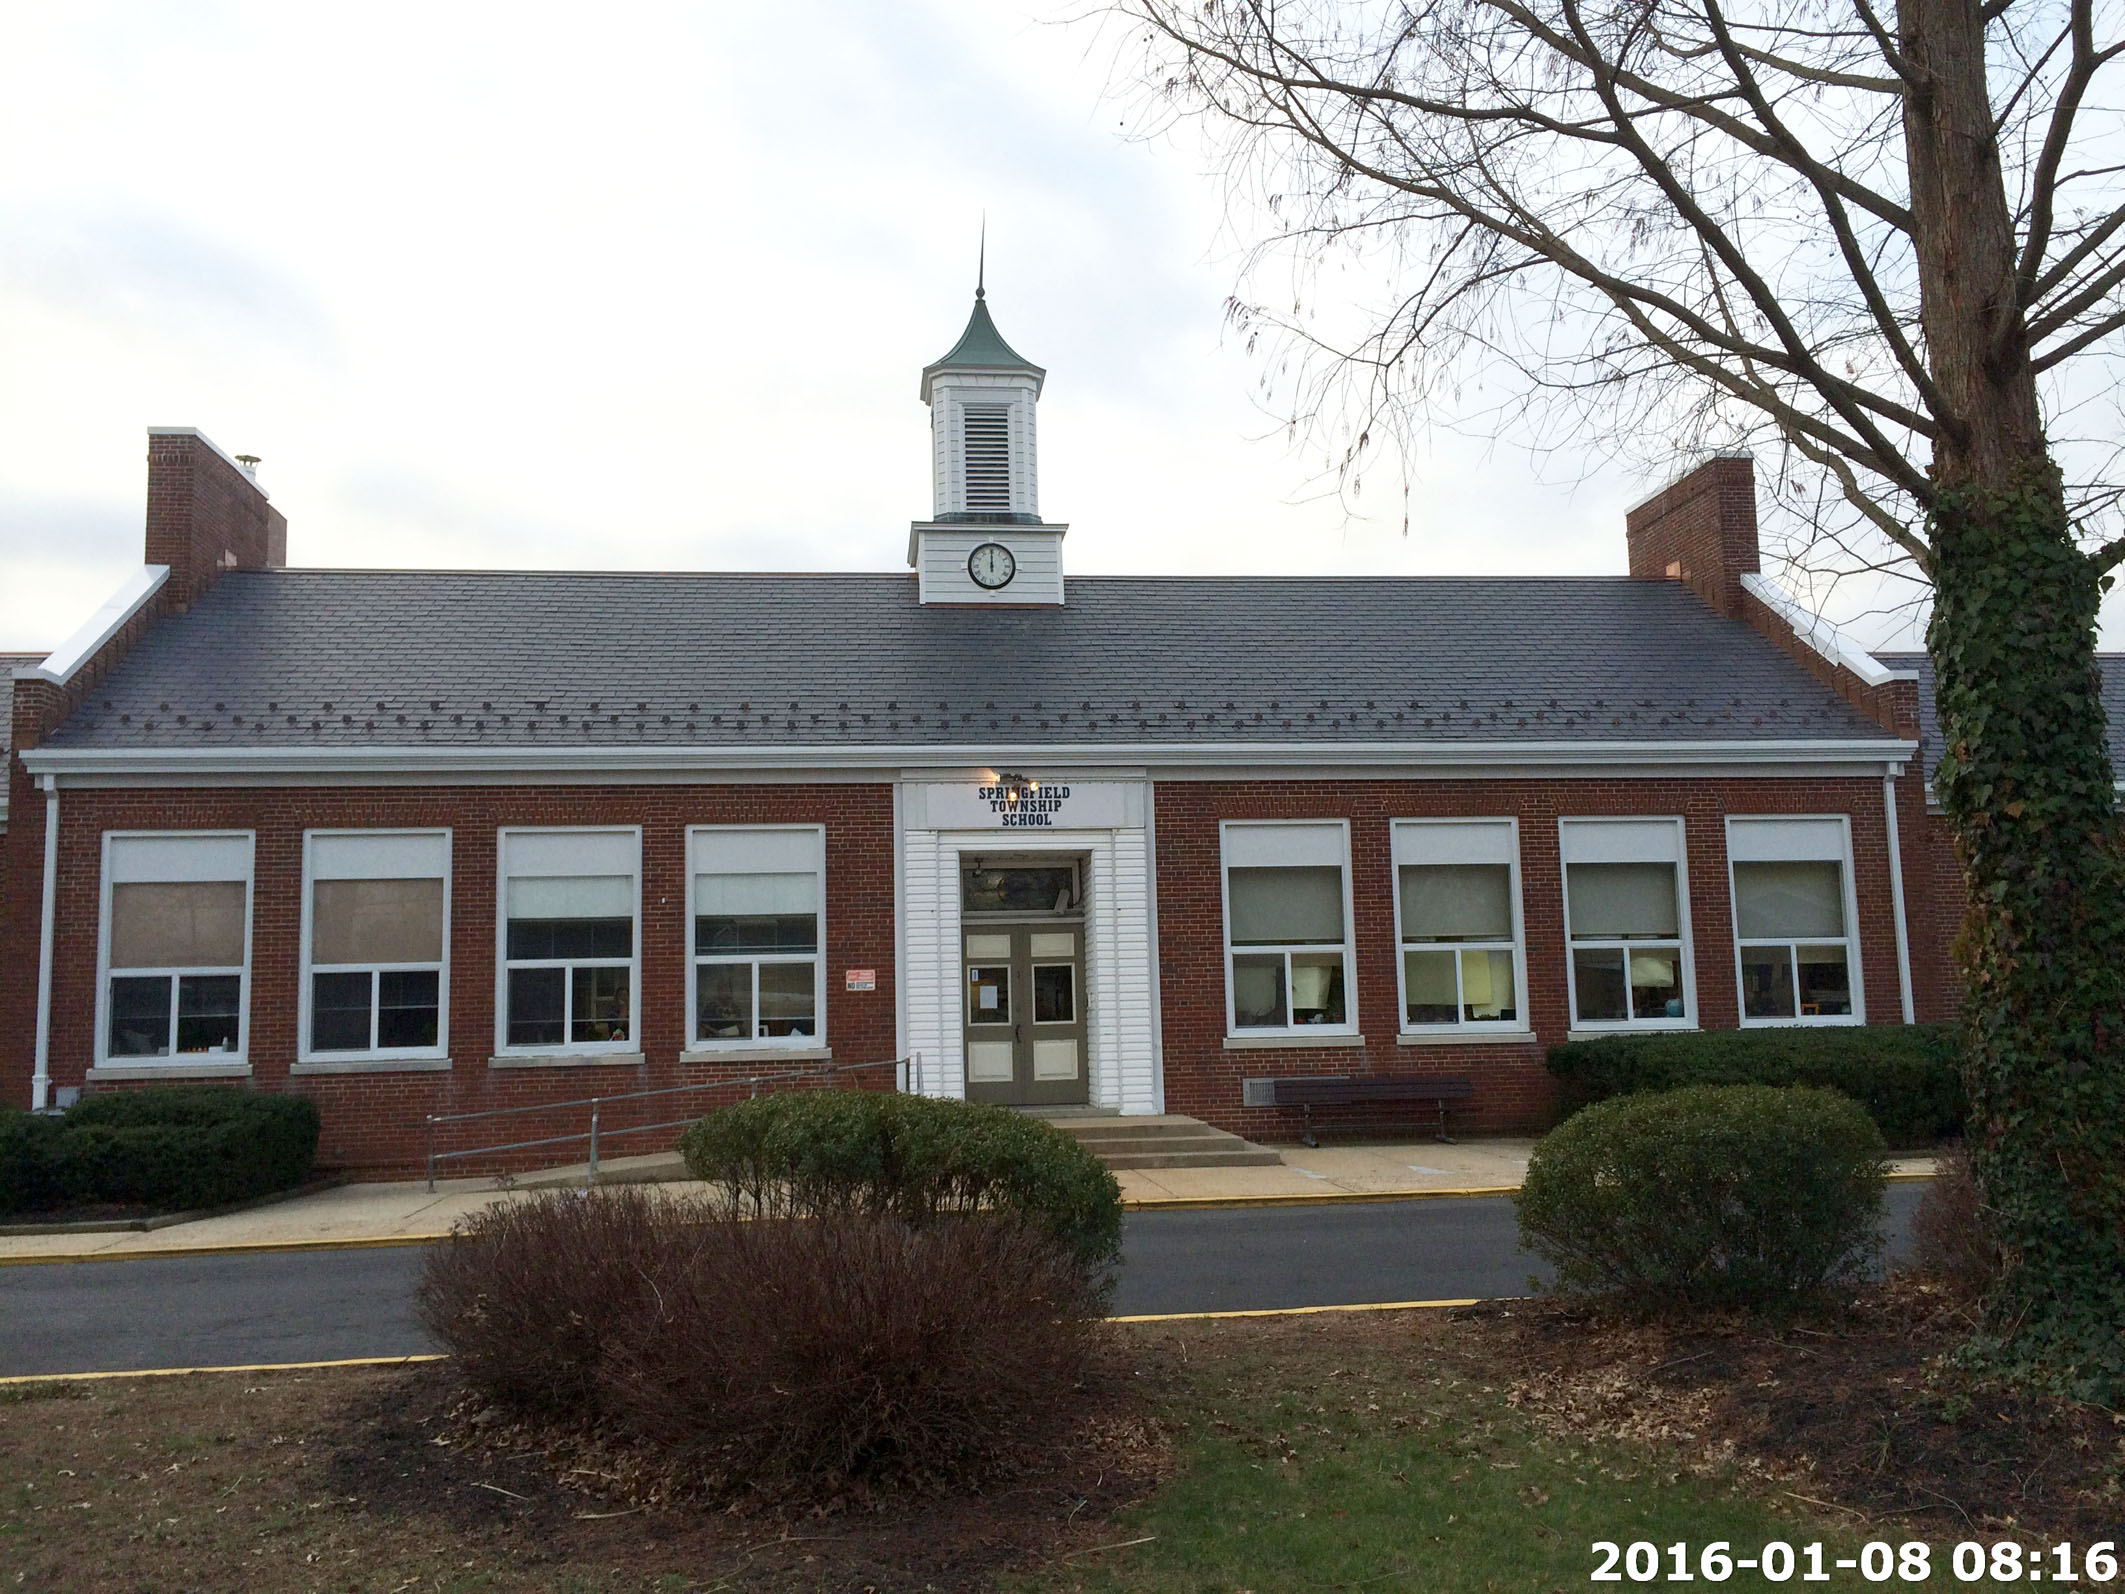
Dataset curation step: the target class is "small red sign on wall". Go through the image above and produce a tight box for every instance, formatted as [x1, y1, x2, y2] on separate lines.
[844, 968, 877, 992]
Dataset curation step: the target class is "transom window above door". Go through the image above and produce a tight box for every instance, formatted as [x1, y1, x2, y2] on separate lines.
[1394, 820, 1524, 1032]
[689, 826, 825, 1051]
[961, 859, 1079, 915]
[1221, 821, 1355, 1035]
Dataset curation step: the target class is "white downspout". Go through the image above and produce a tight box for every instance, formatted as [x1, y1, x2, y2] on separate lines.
[1883, 774, 1916, 1025]
[32, 776, 59, 1110]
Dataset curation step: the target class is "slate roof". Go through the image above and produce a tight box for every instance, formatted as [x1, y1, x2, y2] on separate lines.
[34, 570, 1903, 757]
[1874, 651, 2125, 777]
[1, 654, 47, 756]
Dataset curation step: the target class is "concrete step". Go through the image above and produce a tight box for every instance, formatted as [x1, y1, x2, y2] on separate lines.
[1037, 1111, 1284, 1171]
[1099, 1147, 1288, 1170]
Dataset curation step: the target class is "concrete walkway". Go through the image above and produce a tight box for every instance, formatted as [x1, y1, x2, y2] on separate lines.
[0, 1138, 1939, 1263]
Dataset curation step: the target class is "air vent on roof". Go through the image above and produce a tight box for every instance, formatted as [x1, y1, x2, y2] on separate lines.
[962, 405, 1011, 514]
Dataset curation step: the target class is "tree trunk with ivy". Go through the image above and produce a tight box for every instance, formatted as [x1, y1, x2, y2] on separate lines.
[1906, 0, 2125, 1395]
[1121, 0, 2125, 1399]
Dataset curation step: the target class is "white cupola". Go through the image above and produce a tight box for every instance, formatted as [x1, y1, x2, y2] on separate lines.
[908, 280, 1067, 605]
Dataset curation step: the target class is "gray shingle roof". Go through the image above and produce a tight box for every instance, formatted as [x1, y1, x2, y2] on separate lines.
[40, 570, 1897, 754]
[1874, 651, 2125, 778]
[2, 654, 48, 756]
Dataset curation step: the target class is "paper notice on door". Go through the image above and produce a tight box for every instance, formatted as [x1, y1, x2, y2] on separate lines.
[979, 985, 1000, 1011]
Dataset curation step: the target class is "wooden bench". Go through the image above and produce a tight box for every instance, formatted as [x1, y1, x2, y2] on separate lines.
[1240, 1075, 1475, 1148]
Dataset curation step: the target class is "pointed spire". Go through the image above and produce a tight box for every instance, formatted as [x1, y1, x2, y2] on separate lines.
[920, 226, 1045, 401]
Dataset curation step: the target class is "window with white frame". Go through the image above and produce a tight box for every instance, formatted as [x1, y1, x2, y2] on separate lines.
[1561, 819, 1692, 1028]
[304, 831, 449, 1058]
[1729, 817, 1861, 1023]
[101, 832, 252, 1061]
[689, 826, 824, 1048]
[1222, 821, 1354, 1032]
[1395, 820, 1524, 1030]
[498, 829, 638, 1052]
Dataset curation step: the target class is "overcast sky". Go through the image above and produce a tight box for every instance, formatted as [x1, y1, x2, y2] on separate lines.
[0, 1, 2072, 656]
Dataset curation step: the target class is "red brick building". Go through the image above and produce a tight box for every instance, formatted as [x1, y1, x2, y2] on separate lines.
[2, 298, 1983, 1172]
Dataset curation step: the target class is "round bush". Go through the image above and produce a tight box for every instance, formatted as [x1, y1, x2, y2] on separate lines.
[1514, 1084, 1889, 1308]
[678, 1089, 1123, 1271]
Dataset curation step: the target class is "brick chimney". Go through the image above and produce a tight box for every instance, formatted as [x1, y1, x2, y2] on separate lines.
[1625, 452, 1759, 619]
[144, 428, 286, 610]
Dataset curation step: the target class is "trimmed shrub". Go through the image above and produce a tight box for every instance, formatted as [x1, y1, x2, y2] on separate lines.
[419, 1188, 1103, 1497]
[1515, 1084, 1889, 1309]
[0, 1088, 320, 1216]
[0, 1110, 63, 1213]
[678, 1089, 1123, 1271]
[1545, 1024, 1962, 1146]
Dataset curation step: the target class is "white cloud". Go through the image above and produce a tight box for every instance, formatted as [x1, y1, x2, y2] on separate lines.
[0, 0, 2018, 659]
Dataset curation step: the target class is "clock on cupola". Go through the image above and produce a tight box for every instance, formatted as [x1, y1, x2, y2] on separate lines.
[909, 273, 1067, 606]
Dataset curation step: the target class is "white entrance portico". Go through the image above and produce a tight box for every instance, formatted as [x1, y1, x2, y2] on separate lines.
[898, 776, 1161, 1114]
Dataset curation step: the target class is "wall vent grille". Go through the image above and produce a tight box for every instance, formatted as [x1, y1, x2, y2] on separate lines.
[962, 406, 1012, 514]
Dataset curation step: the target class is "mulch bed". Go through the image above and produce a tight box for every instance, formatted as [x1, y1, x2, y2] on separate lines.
[1438, 1276, 2125, 1539]
[324, 1357, 1172, 1591]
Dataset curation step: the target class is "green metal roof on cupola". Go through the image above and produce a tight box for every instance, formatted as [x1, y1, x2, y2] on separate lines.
[920, 289, 1046, 400]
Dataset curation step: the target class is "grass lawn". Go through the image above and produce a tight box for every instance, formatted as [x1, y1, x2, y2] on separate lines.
[0, 1307, 1898, 1594]
[1017, 1311, 1866, 1594]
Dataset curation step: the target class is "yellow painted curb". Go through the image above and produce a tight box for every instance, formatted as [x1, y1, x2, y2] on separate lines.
[0, 1353, 449, 1387]
[0, 1233, 450, 1267]
[1110, 1297, 1485, 1324]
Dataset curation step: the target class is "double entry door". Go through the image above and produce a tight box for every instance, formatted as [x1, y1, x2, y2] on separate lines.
[962, 923, 1087, 1105]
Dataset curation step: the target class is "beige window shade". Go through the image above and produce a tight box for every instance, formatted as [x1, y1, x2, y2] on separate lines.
[110, 881, 247, 969]
[1567, 862, 1680, 939]
[1400, 864, 1512, 940]
[1733, 861, 1845, 939]
[314, 878, 445, 965]
[1229, 865, 1345, 945]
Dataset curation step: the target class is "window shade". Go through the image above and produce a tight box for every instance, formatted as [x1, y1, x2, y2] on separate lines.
[1229, 866, 1345, 945]
[1733, 860, 1845, 939]
[696, 872, 818, 917]
[1566, 862, 1680, 939]
[1399, 864, 1512, 940]
[110, 881, 246, 969]
[690, 827, 820, 875]
[507, 875, 632, 920]
[314, 878, 445, 964]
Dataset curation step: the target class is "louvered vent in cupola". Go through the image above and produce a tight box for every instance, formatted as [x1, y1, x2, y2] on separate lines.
[962, 405, 1012, 515]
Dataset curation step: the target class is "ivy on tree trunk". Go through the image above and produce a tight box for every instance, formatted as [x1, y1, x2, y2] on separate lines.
[1927, 461, 2125, 1399]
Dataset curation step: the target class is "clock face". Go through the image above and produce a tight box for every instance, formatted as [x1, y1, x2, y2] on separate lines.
[967, 542, 1017, 590]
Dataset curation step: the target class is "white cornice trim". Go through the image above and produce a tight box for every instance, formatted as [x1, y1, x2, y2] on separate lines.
[24, 566, 170, 688]
[1740, 572, 1897, 687]
[20, 735, 1916, 782]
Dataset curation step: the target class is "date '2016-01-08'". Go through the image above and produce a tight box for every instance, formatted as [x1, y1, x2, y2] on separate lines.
[1592, 1541, 2118, 1585]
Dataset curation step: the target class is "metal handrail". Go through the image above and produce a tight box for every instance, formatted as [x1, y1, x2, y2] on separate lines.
[422, 1052, 924, 1192]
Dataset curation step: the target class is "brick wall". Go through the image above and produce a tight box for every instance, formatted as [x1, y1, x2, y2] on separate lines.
[1625, 453, 1760, 619]
[143, 430, 285, 610]
[8, 782, 897, 1173]
[1152, 774, 1915, 1141]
